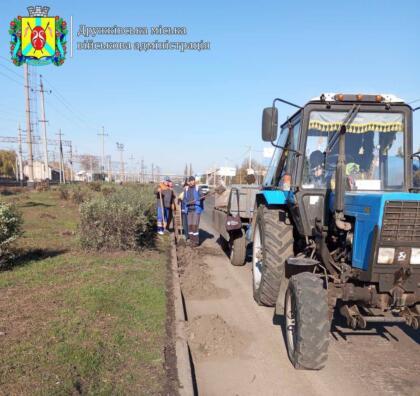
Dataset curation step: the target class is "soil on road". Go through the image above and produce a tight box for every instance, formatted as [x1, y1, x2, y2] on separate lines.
[176, 196, 420, 396]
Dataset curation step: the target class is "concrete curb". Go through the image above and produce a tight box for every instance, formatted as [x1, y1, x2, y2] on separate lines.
[170, 235, 194, 396]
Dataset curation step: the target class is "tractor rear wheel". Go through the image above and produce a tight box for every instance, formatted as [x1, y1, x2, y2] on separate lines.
[252, 205, 293, 306]
[284, 272, 329, 370]
[229, 230, 247, 266]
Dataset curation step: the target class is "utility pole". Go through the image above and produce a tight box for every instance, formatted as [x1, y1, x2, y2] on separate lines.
[56, 129, 65, 183]
[69, 142, 74, 182]
[107, 155, 112, 181]
[15, 155, 19, 182]
[136, 161, 140, 182]
[143, 164, 148, 183]
[24, 63, 34, 184]
[89, 156, 93, 181]
[17, 124, 23, 184]
[116, 142, 125, 182]
[156, 166, 161, 182]
[212, 162, 217, 188]
[128, 154, 135, 182]
[39, 75, 50, 180]
[98, 126, 108, 177]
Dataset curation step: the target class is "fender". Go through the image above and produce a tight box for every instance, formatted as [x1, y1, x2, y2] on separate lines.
[256, 189, 294, 206]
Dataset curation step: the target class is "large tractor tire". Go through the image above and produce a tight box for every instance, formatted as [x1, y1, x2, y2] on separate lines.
[252, 205, 294, 306]
[284, 272, 329, 370]
[229, 230, 247, 266]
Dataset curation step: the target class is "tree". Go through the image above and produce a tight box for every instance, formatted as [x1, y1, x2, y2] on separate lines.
[232, 158, 266, 185]
[79, 154, 99, 173]
[0, 150, 16, 178]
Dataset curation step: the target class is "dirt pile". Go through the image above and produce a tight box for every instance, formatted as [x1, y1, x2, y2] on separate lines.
[176, 244, 229, 300]
[187, 314, 248, 359]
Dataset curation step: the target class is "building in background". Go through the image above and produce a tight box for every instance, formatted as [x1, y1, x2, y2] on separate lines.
[23, 160, 60, 182]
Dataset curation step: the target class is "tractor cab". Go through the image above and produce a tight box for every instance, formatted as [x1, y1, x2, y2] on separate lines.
[261, 93, 415, 239]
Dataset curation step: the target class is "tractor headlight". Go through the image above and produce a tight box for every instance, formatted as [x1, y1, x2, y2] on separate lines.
[378, 247, 395, 264]
[410, 248, 420, 264]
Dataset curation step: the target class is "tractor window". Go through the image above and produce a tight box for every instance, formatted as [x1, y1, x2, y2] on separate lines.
[263, 125, 289, 186]
[302, 111, 405, 191]
[302, 127, 328, 189]
[284, 121, 301, 181]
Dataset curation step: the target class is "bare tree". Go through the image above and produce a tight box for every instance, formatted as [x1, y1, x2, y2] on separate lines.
[232, 158, 265, 184]
[79, 154, 99, 173]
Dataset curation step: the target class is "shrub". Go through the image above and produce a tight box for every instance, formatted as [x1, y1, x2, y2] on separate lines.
[79, 185, 156, 250]
[0, 202, 23, 269]
[58, 185, 69, 200]
[100, 184, 116, 197]
[88, 181, 102, 192]
[35, 181, 50, 192]
[70, 185, 91, 204]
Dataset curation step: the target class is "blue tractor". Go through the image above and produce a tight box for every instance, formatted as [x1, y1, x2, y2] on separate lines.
[252, 93, 420, 370]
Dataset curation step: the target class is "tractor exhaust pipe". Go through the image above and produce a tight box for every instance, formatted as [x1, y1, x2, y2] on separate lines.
[334, 126, 351, 231]
[326, 105, 360, 232]
[334, 125, 346, 214]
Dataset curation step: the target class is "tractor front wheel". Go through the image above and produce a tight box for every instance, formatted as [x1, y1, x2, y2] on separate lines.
[252, 205, 293, 306]
[284, 272, 330, 370]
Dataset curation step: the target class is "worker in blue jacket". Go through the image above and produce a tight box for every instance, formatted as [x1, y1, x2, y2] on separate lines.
[177, 178, 189, 240]
[182, 176, 204, 246]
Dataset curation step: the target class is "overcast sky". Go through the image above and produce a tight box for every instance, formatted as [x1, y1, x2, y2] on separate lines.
[1, 0, 419, 176]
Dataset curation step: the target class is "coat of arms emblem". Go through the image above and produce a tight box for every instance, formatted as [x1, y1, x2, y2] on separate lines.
[9, 6, 67, 66]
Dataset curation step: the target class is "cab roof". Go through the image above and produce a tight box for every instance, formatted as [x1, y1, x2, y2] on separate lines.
[309, 93, 405, 104]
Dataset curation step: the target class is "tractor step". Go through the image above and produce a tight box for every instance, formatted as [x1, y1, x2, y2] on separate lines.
[339, 304, 420, 329]
[362, 316, 406, 323]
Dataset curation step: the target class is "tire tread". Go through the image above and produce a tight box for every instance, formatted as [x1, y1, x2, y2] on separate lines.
[287, 272, 329, 370]
[254, 206, 294, 306]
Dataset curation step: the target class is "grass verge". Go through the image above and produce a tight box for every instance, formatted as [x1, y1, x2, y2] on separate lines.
[0, 188, 174, 395]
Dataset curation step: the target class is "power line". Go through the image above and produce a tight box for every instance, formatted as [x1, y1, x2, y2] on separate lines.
[0, 70, 21, 85]
[408, 98, 420, 105]
[0, 114, 19, 123]
[0, 58, 23, 80]
[42, 76, 99, 132]
[46, 95, 92, 133]
[50, 91, 98, 131]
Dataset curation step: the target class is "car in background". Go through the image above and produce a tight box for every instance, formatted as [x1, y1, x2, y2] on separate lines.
[198, 184, 210, 195]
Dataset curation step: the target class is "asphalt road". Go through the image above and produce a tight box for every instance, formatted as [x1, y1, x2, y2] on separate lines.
[178, 195, 420, 396]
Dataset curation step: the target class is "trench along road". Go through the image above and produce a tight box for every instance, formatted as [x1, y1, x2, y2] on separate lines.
[176, 194, 420, 396]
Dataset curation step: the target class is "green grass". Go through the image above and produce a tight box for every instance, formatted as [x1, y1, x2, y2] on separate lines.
[0, 188, 169, 395]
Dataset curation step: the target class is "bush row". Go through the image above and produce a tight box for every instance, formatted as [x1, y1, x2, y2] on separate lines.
[0, 202, 22, 269]
[78, 184, 156, 250]
[58, 182, 117, 204]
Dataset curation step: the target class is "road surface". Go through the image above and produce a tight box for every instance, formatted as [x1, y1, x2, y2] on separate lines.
[176, 194, 420, 396]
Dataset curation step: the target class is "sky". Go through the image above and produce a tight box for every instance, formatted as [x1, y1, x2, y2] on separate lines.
[1, 0, 419, 176]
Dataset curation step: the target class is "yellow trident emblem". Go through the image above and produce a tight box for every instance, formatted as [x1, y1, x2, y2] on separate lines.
[21, 17, 56, 59]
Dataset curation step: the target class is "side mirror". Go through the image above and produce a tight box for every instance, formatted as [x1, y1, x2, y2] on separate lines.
[262, 107, 278, 142]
